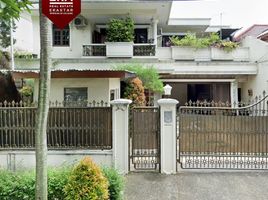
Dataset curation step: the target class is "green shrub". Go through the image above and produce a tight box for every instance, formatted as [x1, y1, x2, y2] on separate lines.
[0, 170, 35, 200]
[102, 167, 125, 200]
[170, 33, 196, 47]
[107, 17, 134, 42]
[170, 32, 238, 52]
[48, 167, 71, 200]
[14, 51, 35, 59]
[0, 167, 71, 200]
[64, 157, 109, 200]
[19, 85, 33, 97]
[215, 40, 239, 52]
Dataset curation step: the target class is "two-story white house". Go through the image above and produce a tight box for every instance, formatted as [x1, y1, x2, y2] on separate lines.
[13, 0, 268, 106]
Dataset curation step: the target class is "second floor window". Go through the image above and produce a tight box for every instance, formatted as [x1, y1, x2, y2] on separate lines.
[53, 25, 70, 46]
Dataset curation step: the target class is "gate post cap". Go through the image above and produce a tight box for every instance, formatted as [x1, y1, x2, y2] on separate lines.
[157, 98, 179, 106]
[110, 99, 132, 106]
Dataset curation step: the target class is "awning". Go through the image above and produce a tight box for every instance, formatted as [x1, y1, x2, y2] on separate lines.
[9, 69, 136, 79]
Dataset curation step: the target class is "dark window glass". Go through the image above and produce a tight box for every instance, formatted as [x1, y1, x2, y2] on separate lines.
[53, 25, 70, 46]
[64, 87, 87, 107]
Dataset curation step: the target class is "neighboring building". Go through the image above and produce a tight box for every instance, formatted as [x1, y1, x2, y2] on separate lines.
[258, 30, 268, 42]
[234, 24, 268, 42]
[13, 0, 268, 106]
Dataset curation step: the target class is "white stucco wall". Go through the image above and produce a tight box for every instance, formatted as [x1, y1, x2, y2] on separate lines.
[32, 16, 40, 56]
[240, 37, 268, 101]
[241, 63, 268, 101]
[242, 36, 268, 62]
[14, 13, 33, 52]
[0, 150, 113, 170]
[32, 17, 93, 58]
[109, 78, 121, 100]
[34, 78, 113, 103]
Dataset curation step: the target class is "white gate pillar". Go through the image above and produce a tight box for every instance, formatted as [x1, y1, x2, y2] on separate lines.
[157, 98, 179, 174]
[111, 99, 132, 174]
[231, 81, 238, 107]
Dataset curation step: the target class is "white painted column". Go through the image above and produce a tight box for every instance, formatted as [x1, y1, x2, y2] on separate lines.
[157, 98, 179, 174]
[110, 99, 132, 174]
[153, 19, 158, 45]
[231, 81, 238, 107]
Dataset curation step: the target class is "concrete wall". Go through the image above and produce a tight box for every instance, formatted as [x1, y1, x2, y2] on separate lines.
[32, 16, 93, 58]
[0, 150, 112, 170]
[34, 78, 117, 103]
[109, 78, 121, 100]
[241, 63, 268, 101]
[240, 37, 268, 101]
[14, 13, 33, 52]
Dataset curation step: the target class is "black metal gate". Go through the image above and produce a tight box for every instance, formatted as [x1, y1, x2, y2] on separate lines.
[178, 93, 268, 170]
[129, 107, 160, 171]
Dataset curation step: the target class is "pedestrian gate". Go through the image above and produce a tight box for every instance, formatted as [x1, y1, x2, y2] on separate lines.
[129, 107, 160, 171]
[178, 94, 268, 170]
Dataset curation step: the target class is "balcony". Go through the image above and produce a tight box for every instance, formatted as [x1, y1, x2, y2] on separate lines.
[83, 43, 156, 57]
[165, 46, 250, 62]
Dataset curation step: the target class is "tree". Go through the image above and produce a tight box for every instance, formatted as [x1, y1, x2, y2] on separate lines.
[35, 0, 52, 199]
[0, 0, 30, 103]
[0, 20, 16, 48]
[0, 0, 31, 21]
[116, 64, 163, 93]
[117, 64, 163, 105]
[124, 77, 146, 107]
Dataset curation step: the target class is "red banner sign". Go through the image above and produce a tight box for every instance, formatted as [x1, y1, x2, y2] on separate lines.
[42, 0, 81, 29]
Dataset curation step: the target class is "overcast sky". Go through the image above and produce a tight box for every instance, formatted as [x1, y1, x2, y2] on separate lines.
[171, 0, 268, 29]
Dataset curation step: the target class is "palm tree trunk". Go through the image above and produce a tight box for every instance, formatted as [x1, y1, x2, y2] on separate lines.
[35, 1, 51, 199]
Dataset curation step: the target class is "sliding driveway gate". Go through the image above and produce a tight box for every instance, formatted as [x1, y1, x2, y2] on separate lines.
[178, 94, 268, 170]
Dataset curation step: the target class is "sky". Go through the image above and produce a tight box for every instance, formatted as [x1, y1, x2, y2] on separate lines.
[171, 0, 268, 30]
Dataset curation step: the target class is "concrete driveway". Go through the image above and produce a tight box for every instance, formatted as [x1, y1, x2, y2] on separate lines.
[124, 172, 268, 200]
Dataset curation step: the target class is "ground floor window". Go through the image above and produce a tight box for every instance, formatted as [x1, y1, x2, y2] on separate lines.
[64, 87, 88, 106]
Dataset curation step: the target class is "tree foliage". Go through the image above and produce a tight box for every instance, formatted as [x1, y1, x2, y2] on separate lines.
[0, 20, 16, 48]
[0, 50, 11, 68]
[0, 0, 31, 21]
[0, 0, 31, 48]
[107, 17, 134, 42]
[117, 64, 163, 93]
[124, 77, 146, 106]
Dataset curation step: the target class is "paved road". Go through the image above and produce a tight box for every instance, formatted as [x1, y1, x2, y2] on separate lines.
[124, 172, 268, 200]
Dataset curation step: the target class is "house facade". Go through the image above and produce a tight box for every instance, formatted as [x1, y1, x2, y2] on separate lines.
[13, 0, 268, 106]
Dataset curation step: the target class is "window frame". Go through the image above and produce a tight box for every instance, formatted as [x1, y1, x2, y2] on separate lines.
[63, 87, 88, 107]
[52, 25, 70, 47]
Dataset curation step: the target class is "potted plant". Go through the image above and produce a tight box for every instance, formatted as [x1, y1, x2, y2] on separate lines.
[106, 17, 134, 57]
[170, 35, 195, 60]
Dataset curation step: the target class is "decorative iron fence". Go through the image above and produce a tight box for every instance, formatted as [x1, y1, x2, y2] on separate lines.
[178, 92, 268, 169]
[133, 44, 156, 56]
[83, 44, 106, 56]
[184, 99, 252, 108]
[0, 101, 112, 150]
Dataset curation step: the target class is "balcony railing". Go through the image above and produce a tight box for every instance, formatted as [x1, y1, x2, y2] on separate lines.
[133, 44, 156, 56]
[83, 44, 106, 56]
[83, 43, 156, 57]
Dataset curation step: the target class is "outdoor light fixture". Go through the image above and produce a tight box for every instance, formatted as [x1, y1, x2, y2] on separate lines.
[163, 84, 172, 96]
